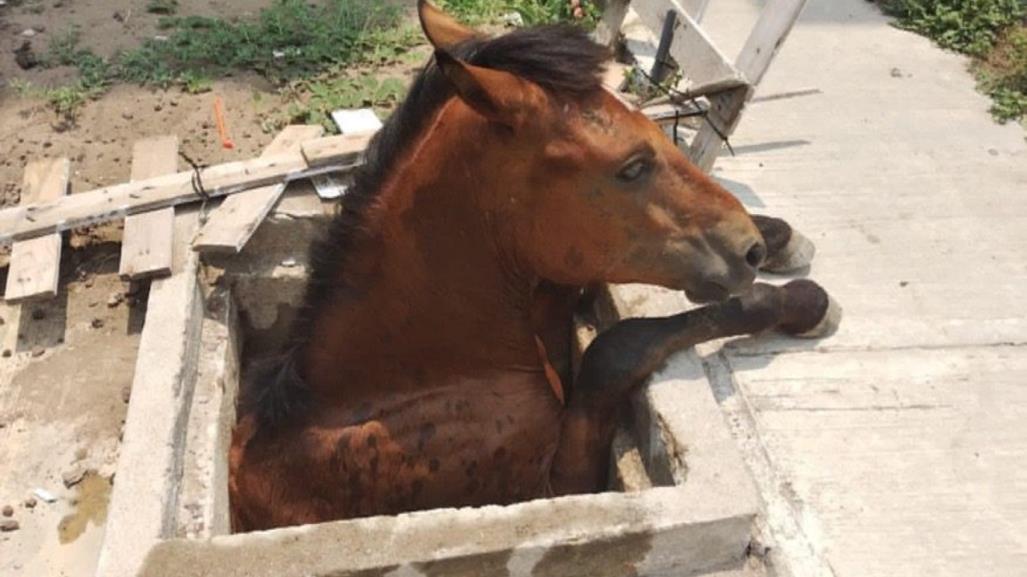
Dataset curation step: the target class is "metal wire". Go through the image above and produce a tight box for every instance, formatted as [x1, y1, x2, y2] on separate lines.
[178, 150, 211, 224]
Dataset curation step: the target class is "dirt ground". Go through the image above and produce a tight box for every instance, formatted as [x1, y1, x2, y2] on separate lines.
[0, 2, 393, 575]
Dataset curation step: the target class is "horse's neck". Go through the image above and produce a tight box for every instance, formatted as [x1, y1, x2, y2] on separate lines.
[302, 116, 541, 396]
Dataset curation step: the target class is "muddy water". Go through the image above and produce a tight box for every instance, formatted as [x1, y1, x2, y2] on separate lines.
[58, 472, 111, 544]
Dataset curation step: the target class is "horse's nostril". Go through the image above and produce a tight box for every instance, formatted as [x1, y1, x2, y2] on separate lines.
[745, 242, 767, 268]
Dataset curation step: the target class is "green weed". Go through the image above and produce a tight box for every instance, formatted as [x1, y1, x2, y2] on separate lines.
[438, 0, 600, 27]
[274, 73, 409, 132]
[146, 0, 178, 15]
[880, 0, 1024, 57]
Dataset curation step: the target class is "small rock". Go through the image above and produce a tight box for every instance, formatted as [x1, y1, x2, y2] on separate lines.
[121, 385, 131, 403]
[153, 103, 163, 112]
[23, 498, 36, 509]
[13, 41, 37, 70]
[62, 466, 86, 488]
[1, 350, 10, 358]
[20, 28, 37, 38]
[30, 308, 45, 320]
[1, 505, 12, 517]
[84, 278, 94, 288]
[107, 292, 123, 307]
[121, 112, 133, 120]
[890, 67, 903, 78]
[0, 519, 18, 532]
[112, 11, 124, 22]
[31, 347, 45, 357]
[91, 318, 104, 329]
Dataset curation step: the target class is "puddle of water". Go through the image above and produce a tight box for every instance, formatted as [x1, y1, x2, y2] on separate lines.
[58, 472, 111, 544]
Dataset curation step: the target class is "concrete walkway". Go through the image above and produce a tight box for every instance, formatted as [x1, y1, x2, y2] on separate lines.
[693, 1, 1027, 575]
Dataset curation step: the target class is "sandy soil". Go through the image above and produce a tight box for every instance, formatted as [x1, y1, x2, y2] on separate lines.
[0, 242, 142, 577]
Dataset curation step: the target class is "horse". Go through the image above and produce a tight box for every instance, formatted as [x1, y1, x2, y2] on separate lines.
[229, 0, 839, 531]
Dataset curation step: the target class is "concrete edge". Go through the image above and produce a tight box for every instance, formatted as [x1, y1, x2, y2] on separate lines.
[95, 249, 205, 577]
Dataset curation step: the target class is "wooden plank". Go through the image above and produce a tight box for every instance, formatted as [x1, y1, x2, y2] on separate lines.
[300, 133, 371, 168]
[595, 0, 629, 47]
[119, 136, 179, 279]
[687, 0, 808, 171]
[3, 158, 71, 302]
[629, 0, 744, 94]
[0, 132, 371, 246]
[192, 125, 325, 253]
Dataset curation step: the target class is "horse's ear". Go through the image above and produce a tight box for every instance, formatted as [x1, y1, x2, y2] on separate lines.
[419, 0, 477, 50]
[434, 50, 537, 127]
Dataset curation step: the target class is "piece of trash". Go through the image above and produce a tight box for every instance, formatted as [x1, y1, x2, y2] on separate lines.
[20, 28, 37, 38]
[311, 174, 347, 200]
[213, 95, 235, 150]
[272, 49, 285, 59]
[280, 257, 297, 268]
[32, 488, 57, 503]
[331, 108, 383, 135]
[153, 35, 168, 41]
[499, 11, 523, 27]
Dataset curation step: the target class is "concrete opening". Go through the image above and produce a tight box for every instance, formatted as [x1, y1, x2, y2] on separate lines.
[154, 189, 760, 577]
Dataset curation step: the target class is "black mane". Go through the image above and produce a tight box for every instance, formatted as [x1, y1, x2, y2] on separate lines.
[245, 25, 610, 429]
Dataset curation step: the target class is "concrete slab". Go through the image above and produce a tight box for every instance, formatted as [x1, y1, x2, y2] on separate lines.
[669, 0, 1027, 575]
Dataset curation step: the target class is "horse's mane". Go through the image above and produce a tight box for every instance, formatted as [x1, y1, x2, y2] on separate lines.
[245, 25, 610, 429]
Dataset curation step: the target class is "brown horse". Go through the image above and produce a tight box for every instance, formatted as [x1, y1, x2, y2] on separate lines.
[229, 0, 838, 531]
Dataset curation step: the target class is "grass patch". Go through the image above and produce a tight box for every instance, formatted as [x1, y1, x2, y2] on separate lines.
[879, 0, 1026, 123]
[18, 0, 598, 124]
[437, 0, 600, 26]
[146, 0, 179, 16]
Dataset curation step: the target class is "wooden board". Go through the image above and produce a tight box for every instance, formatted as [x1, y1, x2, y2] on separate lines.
[300, 133, 371, 168]
[192, 125, 325, 253]
[628, 0, 745, 95]
[3, 158, 71, 302]
[119, 136, 179, 279]
[688, 0, 808, 171]
[0, 132, 371, 246]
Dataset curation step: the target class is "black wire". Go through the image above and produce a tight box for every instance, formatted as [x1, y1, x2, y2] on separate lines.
[178, 150, 211, 224]
[633, 64, 736, 157]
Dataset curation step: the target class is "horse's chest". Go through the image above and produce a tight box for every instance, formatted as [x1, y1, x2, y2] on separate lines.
[322, 373, 563, 517]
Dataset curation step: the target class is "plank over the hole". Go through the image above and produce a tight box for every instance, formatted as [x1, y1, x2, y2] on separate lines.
[0, 132, 372, 246]
[3, 158, 71, 302]
[192, 125, 325, 253]
[119, 136, 179, 279]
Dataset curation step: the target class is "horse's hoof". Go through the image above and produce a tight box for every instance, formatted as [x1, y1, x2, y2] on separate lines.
[762, 229, 816, 273]
[778, 279, 842, 338]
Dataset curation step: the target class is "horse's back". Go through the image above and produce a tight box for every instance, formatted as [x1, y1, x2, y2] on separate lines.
[230, 372, 562, 530]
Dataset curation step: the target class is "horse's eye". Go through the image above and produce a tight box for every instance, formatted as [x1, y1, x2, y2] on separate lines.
[616, 158, 651, 183]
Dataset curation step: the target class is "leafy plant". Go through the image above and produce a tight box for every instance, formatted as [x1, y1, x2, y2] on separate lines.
[438, 0, 600, 27]
[880, 0, 1024, 57]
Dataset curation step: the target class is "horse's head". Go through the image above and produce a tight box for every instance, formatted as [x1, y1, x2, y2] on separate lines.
[418, 1, 765, 303]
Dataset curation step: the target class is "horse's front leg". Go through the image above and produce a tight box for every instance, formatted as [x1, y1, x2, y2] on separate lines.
[549, 280, 840, 494]
[752, 215, 816, 273]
